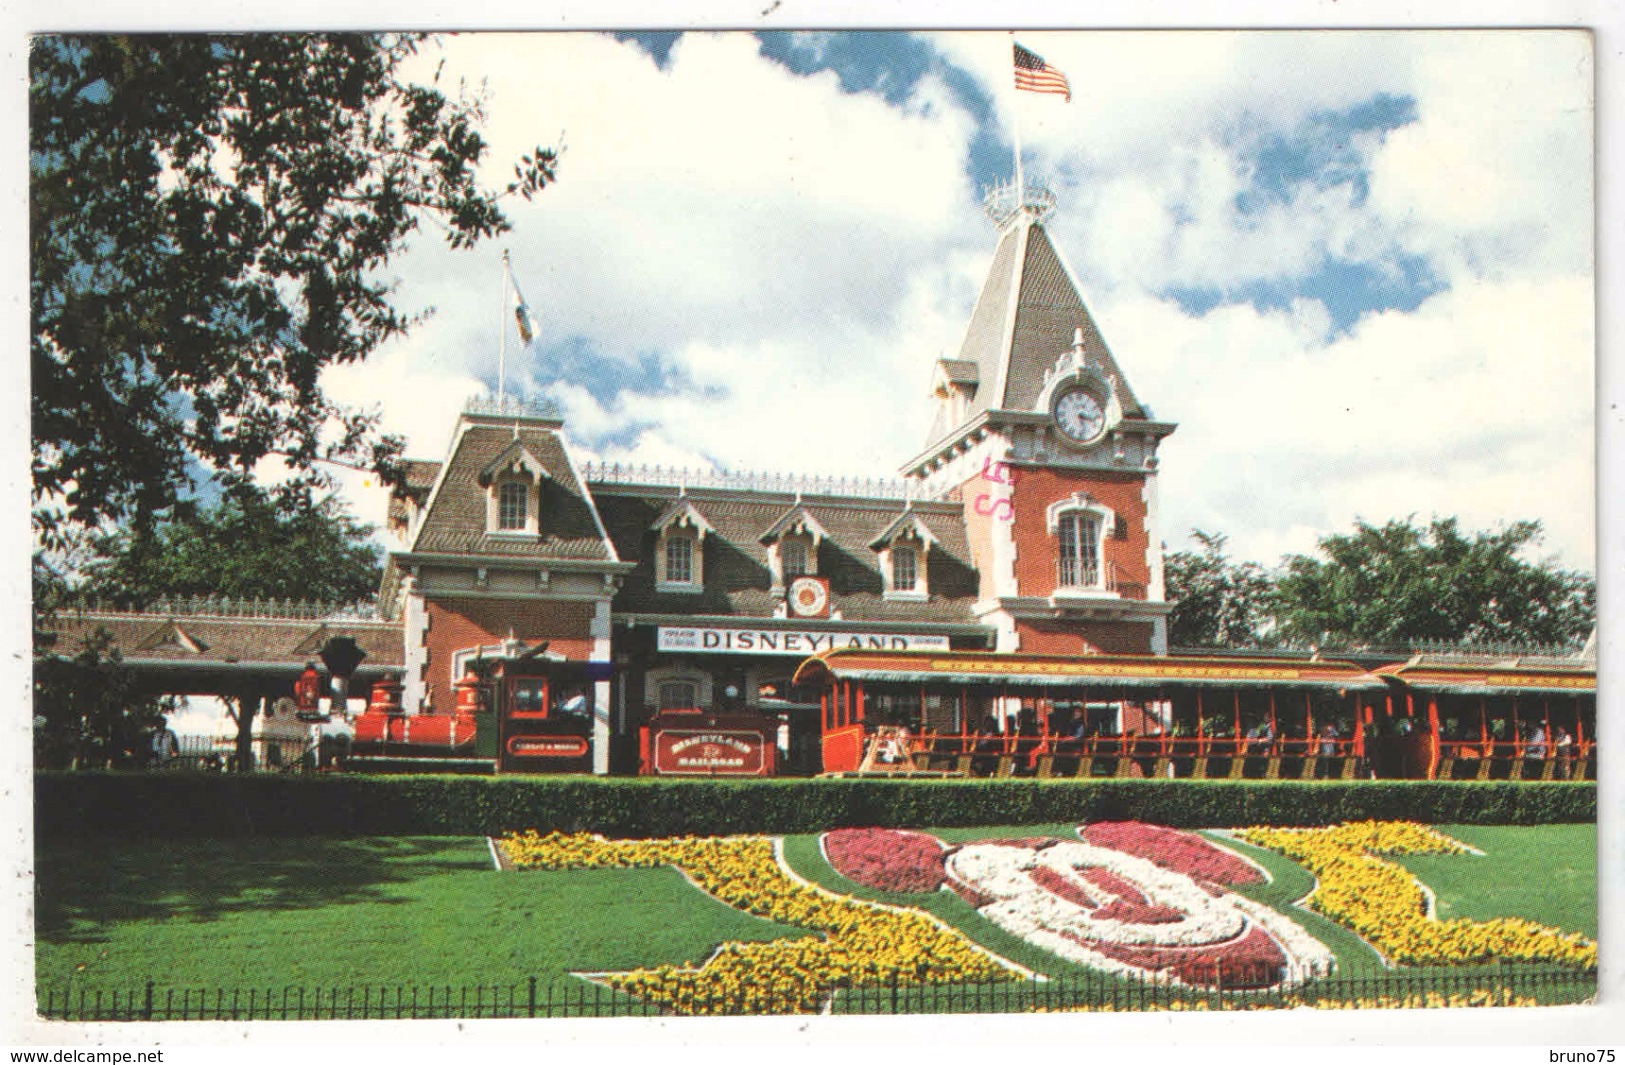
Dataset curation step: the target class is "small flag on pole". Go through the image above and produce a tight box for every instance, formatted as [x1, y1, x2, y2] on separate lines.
[505, 254, 539, 345]
[513, 290, 538, 345]
[1014, 43, 1071, 102]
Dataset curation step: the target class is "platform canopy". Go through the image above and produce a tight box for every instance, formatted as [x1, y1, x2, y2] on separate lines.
[1373, 658, 1595, 697]
[791, 647, 1386, 691]
[39, 601, 405, 696]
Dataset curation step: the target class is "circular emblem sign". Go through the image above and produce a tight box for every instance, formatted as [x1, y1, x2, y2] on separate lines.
[788, 576, 829, 618]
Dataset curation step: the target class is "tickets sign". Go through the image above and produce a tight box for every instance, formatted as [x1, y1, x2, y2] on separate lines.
[653, 729, 771, 776]
[656, 626, 951, 656]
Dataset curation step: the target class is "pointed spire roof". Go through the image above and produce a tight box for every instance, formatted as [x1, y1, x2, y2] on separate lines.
[924, 218, 1148, 451]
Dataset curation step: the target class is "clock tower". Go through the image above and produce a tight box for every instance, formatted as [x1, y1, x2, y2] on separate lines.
[902, 183, 1177, 655]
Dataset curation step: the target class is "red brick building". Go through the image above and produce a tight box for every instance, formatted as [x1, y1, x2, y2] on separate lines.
[380, 195, 1176, 772]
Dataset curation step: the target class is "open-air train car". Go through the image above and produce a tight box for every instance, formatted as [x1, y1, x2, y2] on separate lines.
[790, 647, 1596, 781]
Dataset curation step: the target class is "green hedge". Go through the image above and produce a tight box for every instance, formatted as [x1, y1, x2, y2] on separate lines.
[35, 773, 1595, 839]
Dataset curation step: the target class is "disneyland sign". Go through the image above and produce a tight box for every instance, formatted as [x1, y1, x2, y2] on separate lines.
[656, 626, 951, 656]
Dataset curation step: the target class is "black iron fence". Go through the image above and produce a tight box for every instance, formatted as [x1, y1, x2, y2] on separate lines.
[39, 964, 1595, 1022]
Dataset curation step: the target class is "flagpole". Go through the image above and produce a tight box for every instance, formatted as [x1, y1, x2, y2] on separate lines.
[498, 250, 511, 406]
[1010, 34, 1024, 209]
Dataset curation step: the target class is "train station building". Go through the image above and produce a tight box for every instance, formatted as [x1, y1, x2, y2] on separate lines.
[376, 190, 1178, 771]
[43, 189, 1594, 779]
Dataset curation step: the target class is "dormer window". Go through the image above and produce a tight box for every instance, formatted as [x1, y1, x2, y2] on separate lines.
[651, 493, 713, 593]
[664, 531, 695, 584]
[870, 508, 936, 600]
[891, 544, 918, 592]
[1048, 494, 1116, 593]
[477, 439, 549, 537]
[760, 504, 829, 590]
[781, 537, 812, 579]
[497, 481, 528, 531]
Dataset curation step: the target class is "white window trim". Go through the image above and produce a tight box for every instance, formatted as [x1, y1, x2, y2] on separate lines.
[880, 539, 929, 601]
[485, 475, 540, 537]
[646, 666, 712, 711]
[655, 527, 704, 593]
[770, 534, 818, 588]
[1047, 494, 1116, 593]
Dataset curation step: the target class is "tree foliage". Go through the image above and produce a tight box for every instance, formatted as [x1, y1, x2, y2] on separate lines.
[85, 492, 383, 606]
[31, 33, 556, 545]
[1164, 530, 1273, 648]
[33, 628, 173, 770]
[1270, 518, 1594, 649]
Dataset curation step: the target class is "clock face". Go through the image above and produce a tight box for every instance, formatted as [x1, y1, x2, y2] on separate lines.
[1053, 388, 1106, 442]
[788, 576, 829, 618]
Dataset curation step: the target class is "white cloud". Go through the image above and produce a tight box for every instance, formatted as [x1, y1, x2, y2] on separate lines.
[327, 29, 1592, 581]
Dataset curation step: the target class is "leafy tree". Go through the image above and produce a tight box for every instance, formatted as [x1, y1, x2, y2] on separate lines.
[31, 33, 555, 546]
[1271, 517, 1594, 649]
[65, 491, 384, 771]
[33, 628, 173, 770]
[1164, 530, 1273, 648]
[85, 492, 382, 607]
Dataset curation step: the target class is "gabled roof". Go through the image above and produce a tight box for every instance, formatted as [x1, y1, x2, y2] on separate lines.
[867, 507, 940, 551]
[650, 494, 715, 539]
[42, 608, 405, 675]
[759, 503, 831, 546]
[408, 421, 615, 562]
[476, 439, 551, 487]
[926, 220, 1147, 450]
[592, 486, 982, 626]
[133, 621, 210, 655]
[933, 358, 979, 390]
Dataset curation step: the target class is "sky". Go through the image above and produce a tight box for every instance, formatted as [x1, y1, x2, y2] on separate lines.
[312, 28, 1597, 574]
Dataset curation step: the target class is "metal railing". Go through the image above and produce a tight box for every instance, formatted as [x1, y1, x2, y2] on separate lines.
[39, 964, 1595, 1021]
[72, 596, 386, 622]
[583, 461, 917, 501]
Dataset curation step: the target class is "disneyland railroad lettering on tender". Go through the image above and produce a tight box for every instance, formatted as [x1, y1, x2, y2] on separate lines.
[656, 627, 952, 655]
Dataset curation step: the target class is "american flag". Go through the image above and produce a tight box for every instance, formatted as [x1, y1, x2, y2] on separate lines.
[1013, 43, 1071, 102]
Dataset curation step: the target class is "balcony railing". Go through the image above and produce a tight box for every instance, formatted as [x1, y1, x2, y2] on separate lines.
[1055, 557, 1115, 594]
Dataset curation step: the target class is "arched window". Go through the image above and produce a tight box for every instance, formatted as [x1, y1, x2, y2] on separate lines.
[658, 679, 700, 710]
[664, 531, 695, 585]
[497, 480, 528, 531]
[781, 537, 811, 579]
[1057, 510, 1104, 589]
[891, 544, 918, 593]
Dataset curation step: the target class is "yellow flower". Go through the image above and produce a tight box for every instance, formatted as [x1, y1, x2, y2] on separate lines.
[498, 830, 1017, 1014]
[1235, 822, 1595, 969]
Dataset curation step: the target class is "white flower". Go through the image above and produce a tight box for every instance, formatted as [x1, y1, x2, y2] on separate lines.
[943, 838, 1335, 988]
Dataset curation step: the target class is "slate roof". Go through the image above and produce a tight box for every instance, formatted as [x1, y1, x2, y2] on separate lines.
[387, 459, 442, 533]
[592, 485, 983, 625]
[410, 422, 615, 562]
[42, 609, 405, 671]
[926, 221, 1147, 449]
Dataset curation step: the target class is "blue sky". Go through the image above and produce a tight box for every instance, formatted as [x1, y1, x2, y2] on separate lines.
[298, 29, 1594, 573]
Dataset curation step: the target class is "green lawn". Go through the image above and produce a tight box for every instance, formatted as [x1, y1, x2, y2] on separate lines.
[36, 836, 804, 997]
[36, 822, 1595, 1007]
[1391, 823, 1595, 938]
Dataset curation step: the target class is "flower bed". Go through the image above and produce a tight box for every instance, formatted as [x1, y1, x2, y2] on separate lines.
[820, 828, 945, 893]
[499, 830, 1016, 1014]
[1236, 821, 1596, 969]
[941, 838, 1333, 989]
[1078, 822, 1263, 885]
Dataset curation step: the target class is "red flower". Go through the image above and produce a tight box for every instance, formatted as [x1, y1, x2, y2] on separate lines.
[1079, 822, 1263, 885]
[1078, 925, 1287, 988]
[821, 828, 946, 893]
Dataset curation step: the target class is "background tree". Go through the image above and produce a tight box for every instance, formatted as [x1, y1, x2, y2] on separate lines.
[85, 492, 382, 607]
[1163, 530, 1273, 648]
[31, 33, 555, 546]
[1270, 517, 1594, 649]
[33, 629, 174, 771]
[66, 490, 385, 770]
